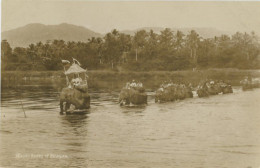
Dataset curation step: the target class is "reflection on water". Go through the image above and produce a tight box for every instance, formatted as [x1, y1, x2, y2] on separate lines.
[1, 86, 260, 168]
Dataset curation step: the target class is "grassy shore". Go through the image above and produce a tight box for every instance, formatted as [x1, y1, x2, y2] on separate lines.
[2, 69, 260, 90]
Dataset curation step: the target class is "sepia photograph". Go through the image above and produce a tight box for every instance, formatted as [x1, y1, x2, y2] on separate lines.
[1, 0, 260, 167]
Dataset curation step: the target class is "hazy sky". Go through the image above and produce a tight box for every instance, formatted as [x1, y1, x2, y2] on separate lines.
[2, 0, 260, 34]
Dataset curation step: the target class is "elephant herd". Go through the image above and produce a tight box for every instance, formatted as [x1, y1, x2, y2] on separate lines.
[118, 80, 233, 106]
[60, 77, 260, 113]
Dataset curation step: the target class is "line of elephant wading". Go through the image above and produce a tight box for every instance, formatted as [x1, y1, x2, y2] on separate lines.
[119, 87, 148, 106]
[155, 84, 193, 103]
[60, 84, 90, 113]
[197, 81, 233, 98]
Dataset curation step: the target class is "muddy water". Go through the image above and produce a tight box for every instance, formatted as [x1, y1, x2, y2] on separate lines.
[1, 87, 260, 168]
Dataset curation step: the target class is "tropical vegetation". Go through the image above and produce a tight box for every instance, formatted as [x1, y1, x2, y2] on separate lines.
[2, 29, 260, 71]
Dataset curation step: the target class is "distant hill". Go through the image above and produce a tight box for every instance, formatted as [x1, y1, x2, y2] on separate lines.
[121, 27, 232, 38]
[2, 23, 102, 48]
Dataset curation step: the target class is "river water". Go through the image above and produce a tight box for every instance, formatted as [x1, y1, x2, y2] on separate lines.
[1, 86, 260, 168]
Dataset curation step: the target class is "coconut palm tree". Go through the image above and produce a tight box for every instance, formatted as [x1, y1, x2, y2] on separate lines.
[186, 30, 200, 67]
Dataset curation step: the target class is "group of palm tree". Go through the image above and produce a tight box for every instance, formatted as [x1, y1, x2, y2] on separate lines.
[1, 29, 260, 71]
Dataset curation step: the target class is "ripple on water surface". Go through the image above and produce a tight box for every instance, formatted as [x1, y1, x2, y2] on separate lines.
[1, 88, 260, 168]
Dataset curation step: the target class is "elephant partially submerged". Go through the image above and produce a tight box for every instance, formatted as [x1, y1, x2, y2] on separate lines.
[241, 77, 260, 91]
[60, 84, 90, 113]
[197, 80, 233, 97]
[119, 87, 147, 106]
[60, 59, 90, 113]
[155, 84, 193, 103]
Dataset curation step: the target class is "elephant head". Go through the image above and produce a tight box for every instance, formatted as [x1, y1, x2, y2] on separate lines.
[119, 88, 131, 105]
[60, 87, 90, 113]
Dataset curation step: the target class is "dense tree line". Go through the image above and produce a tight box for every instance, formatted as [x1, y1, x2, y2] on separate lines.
[1, 29, 260, 71]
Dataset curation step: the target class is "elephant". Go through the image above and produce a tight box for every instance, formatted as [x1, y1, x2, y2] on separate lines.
[155, 88, 174, 103]
[197, 81, 233, 97]
[242, 84, 253, 91]
[207, 84, 222, 95]
[240, 79, 253, 91]
[241, 78, 260, 90]
[155, 84, 193, 103]
[221, 85, 233, 94]
[119, 88, 147, 106]
[60, 86, 90, 113]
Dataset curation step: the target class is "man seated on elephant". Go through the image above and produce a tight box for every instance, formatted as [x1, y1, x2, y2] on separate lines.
[72, 77, 82, 87]
[130, 80, 137, 88]
[125, 82, 131, 89]
[137, 82, 143, 88]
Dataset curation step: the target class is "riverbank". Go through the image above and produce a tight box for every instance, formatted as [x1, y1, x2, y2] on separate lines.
[2, 69, 260, 90]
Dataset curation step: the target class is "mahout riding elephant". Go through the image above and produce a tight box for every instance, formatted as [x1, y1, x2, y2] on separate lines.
[60, 85, 90, 113]
[155, 83, 193, 103]
[119, 88, 147, 106]
[197, 80, 233, 97]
